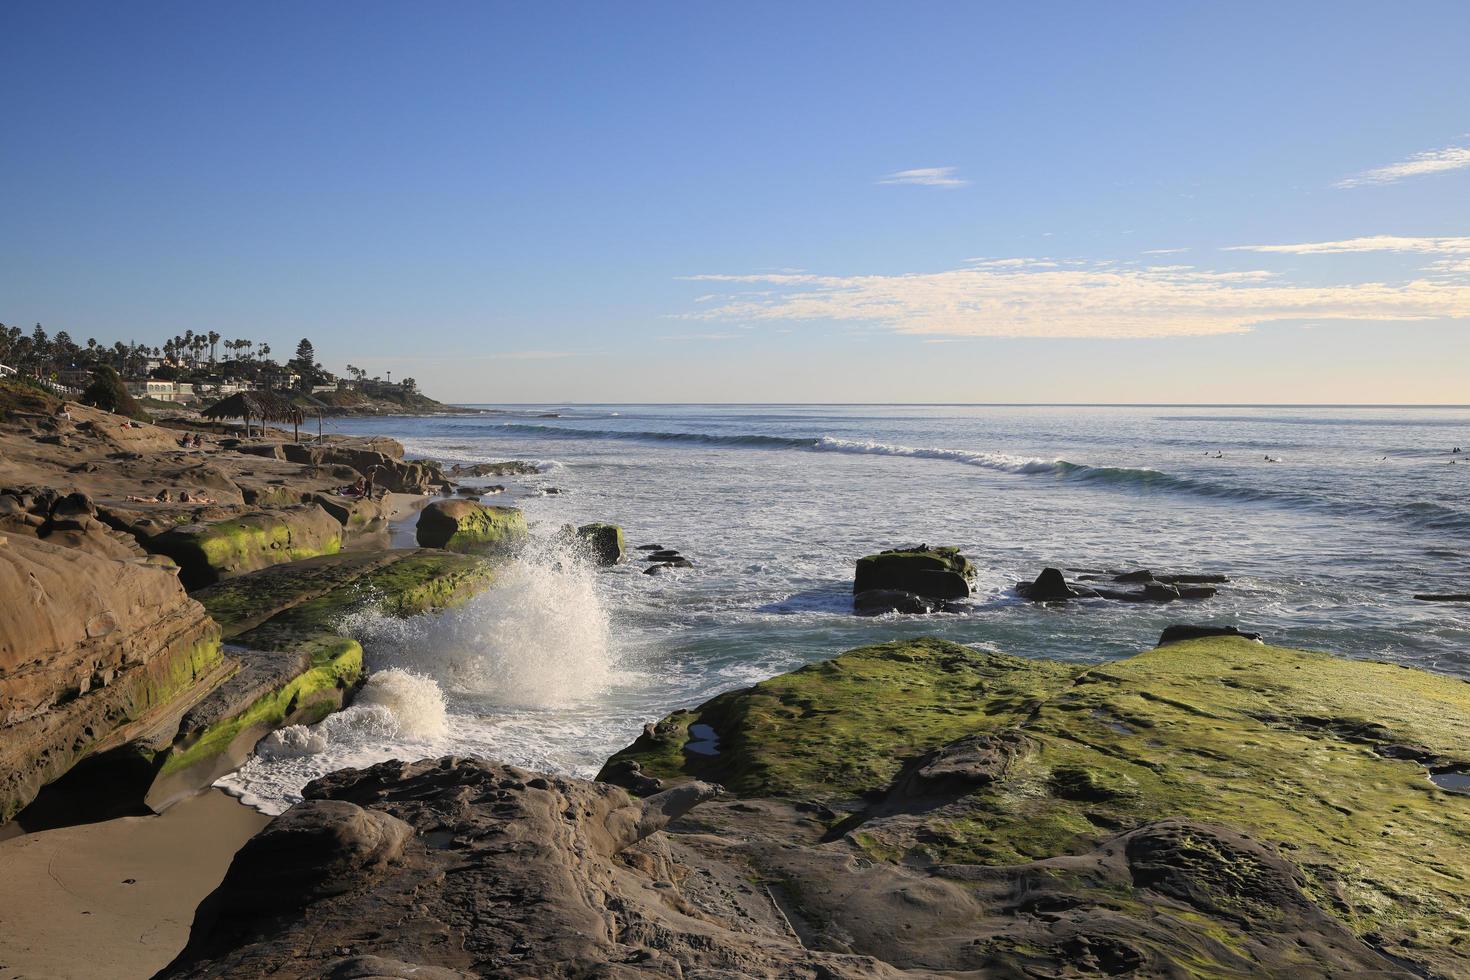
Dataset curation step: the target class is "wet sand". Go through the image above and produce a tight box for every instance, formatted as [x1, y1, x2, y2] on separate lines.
[0, 789, 268, 980]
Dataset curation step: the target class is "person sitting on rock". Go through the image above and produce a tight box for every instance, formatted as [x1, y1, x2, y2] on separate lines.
[337, 476, 367, 497]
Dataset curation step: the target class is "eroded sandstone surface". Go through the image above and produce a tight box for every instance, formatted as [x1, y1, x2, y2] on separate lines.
[160, 636, 1470, 977]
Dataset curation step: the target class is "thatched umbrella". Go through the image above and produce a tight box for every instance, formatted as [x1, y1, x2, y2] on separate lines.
[201, 391, 307, 440]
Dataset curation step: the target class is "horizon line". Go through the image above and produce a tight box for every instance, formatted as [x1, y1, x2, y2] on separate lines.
[447, 401, 1470, 409]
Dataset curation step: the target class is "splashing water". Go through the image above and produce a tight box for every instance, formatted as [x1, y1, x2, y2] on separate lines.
[255, 668, 446, 760]
[340, 537, 615, 707]
[218, 538, 621, 813]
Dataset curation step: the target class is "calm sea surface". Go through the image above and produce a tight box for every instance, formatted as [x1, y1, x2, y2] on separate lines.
[219, 404, 1470, 812]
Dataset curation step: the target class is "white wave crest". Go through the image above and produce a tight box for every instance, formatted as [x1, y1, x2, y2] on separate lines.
[812, 436, 1061, 474]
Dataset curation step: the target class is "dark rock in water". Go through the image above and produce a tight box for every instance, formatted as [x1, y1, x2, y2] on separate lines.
[1143, 582, 1181, 602]
[538, 486, 563, 495]
[644, 557, 694, 574]
[635, 543, 665, 551]
[1114, 569, 1154, 583]
[454, 486, 479, 495]
[1176, 586, 1218, 600]
[642, 549, 681, 561]
[1158, 573, 1230, 585]
[574, 522, 625, 566]
[854, 589, 944, 615]
[1020, 566, 1077, 601]
[853, 545, 976, 600]
[1158, 624, 1263, 646]
[1415, 593, 1470, 602]
[1090, 587, 1150, 602]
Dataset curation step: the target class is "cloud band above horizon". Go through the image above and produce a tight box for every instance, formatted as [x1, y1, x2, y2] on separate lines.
[678, 253, 1470, 340]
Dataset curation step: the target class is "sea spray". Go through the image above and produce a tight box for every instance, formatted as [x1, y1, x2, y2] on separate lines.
[340, 536, 615, 707]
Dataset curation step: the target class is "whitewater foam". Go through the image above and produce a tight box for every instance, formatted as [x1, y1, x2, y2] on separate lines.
[341, 540, 615, 707]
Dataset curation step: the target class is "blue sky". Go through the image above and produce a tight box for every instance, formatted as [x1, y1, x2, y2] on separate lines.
[3, 1, 1468, 402]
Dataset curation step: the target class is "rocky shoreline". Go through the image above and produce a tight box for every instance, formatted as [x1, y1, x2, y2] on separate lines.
[2, 379, 1469, 978]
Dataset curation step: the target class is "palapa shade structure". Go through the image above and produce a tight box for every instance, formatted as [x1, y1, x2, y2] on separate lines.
[201, 390, 307, 440]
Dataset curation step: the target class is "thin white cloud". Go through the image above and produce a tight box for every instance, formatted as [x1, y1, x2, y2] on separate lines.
[678, 254, 1470, 340]
[1142, 247, 1189, 255]
[1227, 235, 1470, 255]
[877, 167, 967, 188]
[494, 350, 589, 360]
[1336, 144, 1470, 188]
[656, 332, 743, 342]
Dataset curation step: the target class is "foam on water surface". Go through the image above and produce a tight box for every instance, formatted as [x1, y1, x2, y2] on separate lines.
[220, 404, 1470, 813]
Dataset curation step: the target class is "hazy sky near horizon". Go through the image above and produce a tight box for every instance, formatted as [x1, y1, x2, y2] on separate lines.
[3, 2, 1469, 403]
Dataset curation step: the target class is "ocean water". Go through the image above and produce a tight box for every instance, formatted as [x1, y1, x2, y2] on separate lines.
[218, 404, 1470, 813]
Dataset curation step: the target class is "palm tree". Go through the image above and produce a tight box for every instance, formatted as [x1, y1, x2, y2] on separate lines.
[208, 330, 220, 364]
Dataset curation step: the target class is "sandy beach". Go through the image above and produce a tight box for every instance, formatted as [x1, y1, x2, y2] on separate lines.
[0, 790, 267, 980]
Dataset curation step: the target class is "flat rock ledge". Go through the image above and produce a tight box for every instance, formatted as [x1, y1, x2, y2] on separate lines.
[600, 635, 1470, 977]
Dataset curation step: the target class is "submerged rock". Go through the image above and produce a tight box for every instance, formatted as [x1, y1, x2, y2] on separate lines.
[1158, 624, 1263, 646]
[853, 588, 949, 615]
[414, 499, 527, 554]
[1019, 567, 1222, 603]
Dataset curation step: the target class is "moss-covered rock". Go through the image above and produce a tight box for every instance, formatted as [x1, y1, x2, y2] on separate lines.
[145, 550, 495, 807]
[415, 499, 527, 554]
[602, 636, 1470, 976]
[576, 522, 625, 565]
[147, 504, 343, 588]
[853, 546, 977, 599]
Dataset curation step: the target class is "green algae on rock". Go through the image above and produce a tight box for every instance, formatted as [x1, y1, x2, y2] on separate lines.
[415, 499, 528, 554]
[145, 550, 496, 807]
[853, 546, 977, 599]
[147, 503, 343, 588]
[601, 635, 1470, 977]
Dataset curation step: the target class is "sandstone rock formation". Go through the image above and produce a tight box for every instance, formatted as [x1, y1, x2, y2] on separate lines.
[160, 758, 781, 979]
[0, 533, 221, 821]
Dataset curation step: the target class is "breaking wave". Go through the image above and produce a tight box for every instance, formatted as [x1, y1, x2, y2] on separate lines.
[475, 423, 1470, 534]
